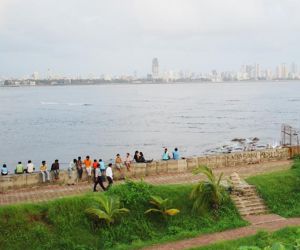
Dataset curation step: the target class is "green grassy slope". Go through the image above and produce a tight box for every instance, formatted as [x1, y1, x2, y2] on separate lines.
[247, 159, 300, 217]
[0, 181, 246, 250]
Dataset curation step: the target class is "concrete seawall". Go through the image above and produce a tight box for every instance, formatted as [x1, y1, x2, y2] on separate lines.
[0, 147, 296, 192]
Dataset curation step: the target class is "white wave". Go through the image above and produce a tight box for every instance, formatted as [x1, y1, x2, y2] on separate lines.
[41, 102, 59, 105]
[67, 103, 92, 106]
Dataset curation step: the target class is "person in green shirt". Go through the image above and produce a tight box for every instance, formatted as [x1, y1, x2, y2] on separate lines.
[15, 162, 24, 174]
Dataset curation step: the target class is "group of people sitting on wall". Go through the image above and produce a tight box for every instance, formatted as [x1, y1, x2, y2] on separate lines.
[0, 147, 181, 190]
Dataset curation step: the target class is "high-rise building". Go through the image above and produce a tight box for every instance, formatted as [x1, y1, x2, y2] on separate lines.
[32, 72, 39, 80]
[254, 63, 260, 79]
[152, 58, 159, 79]
[291, 62, 298, 74]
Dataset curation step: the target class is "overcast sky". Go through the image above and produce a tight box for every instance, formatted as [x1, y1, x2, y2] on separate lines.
[0, 0, 299, 77]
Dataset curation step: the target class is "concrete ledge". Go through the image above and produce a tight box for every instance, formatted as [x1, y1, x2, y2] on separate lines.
[133, 163, 146, 178]
[0, 148, 292, 192]
[167, 160, 179, 173]
[187, 157, 198, 171]
[146, 162, 157, 176]
[156, 161, 168, 174]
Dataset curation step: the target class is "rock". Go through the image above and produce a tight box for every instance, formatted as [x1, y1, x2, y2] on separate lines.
[232, 138, 246, 143]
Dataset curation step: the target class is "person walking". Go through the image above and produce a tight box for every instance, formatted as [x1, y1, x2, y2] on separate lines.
[26, 160, 35, 173]
[1, 164, 8, 176]
[51, 159, 60, 180]
[15, 162, 24, 174]
[76, 156, 83, 180]
[106, 163, 113, 190]
[40, 161, 50, 182]
[93, 165, 106, 192]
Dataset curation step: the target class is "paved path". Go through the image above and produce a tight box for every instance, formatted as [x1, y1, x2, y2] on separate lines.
[143, 214, 300, 250]
[0, 160, 291, 206]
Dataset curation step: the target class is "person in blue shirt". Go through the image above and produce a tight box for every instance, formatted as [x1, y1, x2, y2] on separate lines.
[99, 159, 106, 174]
[1, 164, 8, 175]
[172, 148, 180, 160]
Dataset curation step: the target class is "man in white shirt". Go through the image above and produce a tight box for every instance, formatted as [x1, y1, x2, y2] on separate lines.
[26, 160, 35, 173]
[106, 163, 113, 189]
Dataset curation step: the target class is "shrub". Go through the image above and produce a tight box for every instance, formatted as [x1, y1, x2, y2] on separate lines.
[85, 194, 129, 226]
[190, 165, 226, 213]
[145, 195, 180, 217]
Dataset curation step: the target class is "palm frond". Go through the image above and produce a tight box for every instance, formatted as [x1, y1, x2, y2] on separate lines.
[144, 208, 162, 214]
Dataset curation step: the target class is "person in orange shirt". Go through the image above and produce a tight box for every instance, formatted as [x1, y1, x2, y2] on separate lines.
[92, 159, 99, 181]
[83, 155, 92, 182]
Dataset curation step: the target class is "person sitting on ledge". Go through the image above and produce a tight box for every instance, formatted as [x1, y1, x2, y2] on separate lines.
[40, 161, 50, 182]
[172, 148, 180, 160]
[115, 154, 123, 170]
[51, 159, 60, 180]
[1, 164, 8, 176]
[84, 156, 92, 182]
[138, 152, 153, 163]
[76, 156, 83, 180]
[125, 153, 132, 171]
[134, 150, 140, 162]
[68, 159, 77, 185]
[26, 160, 35, 173]
[162, 148, 170, 161]
[15, 162, 24, 174]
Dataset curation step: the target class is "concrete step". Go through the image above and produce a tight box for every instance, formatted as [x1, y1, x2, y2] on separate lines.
[235, 202, 266, 208]
[239, 206, 268, 213]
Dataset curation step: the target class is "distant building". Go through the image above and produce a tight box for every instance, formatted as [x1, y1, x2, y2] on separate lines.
[32, 72, 39, 80]
[276, 63, 289, 79]
[152, 58, 159, 79]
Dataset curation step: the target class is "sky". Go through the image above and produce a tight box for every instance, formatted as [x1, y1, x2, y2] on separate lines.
[0, 0, 300, 78]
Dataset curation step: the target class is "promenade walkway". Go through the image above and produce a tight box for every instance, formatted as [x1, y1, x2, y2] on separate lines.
[0, 159, 291, 206]
[143, 214, 300, 250]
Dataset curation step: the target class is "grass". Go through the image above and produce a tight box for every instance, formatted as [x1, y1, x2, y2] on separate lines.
[0, 181, 246, 250]
[191, 226, 300, 250]
[247, 159, 300, 217]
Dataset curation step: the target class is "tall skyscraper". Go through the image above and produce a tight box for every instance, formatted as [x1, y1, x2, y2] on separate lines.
[291, 62, 298, 74]
[152, 58, 159, 79]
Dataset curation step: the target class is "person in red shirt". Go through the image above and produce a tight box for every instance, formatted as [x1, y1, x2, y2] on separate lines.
[92, 159, 99, 182]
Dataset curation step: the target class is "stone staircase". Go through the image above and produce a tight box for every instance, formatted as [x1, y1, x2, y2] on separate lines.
[229, 172, 269, 217]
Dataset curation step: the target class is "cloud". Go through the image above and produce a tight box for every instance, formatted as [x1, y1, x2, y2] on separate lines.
[0, 0, 300, 76]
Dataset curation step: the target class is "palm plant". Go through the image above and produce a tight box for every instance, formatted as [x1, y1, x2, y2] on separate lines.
[85, 194, 129, 226]
[190, 165, 225, 212]
[145, 195, 180, 216]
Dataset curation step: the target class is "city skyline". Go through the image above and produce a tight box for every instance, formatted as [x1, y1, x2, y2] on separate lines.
[1, 0, 300, 77]
[1, 59, 300, 80]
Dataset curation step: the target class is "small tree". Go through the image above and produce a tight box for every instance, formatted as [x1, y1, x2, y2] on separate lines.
[190, 165, 225, 212]
[85, 194, 129, 226]
[145, 195, 180, 217]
